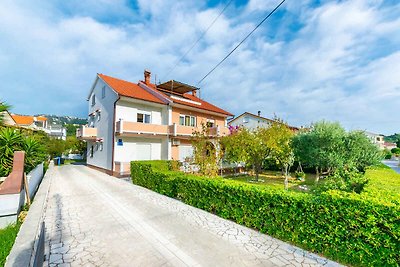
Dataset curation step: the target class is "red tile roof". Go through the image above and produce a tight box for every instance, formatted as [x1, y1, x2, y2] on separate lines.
[177, 93, 233, 116]
[98, 74, 165, 105]
[11, 115, 35, 125]
[99, 74, 233, 116]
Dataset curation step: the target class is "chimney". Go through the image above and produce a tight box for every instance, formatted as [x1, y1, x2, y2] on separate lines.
[192, 90, 197, 97]
[144, 69, 151, 85]
[257, 111, 261, 117]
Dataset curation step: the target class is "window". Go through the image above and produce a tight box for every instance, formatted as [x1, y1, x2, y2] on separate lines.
[137, 113, 151, 123]
[207, 119, 215, 128]
[97, 112, 101, 122]
[91, 94, 96, 106]
[102, 86, 106, 99]
[99, 143, 103, 151]
[179, 115, 196, 127]
[90, 145, 94, 158]
[243, 116, 249, 123]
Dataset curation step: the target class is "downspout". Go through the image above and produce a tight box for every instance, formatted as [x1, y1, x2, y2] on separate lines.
[111, 96, 120, 176]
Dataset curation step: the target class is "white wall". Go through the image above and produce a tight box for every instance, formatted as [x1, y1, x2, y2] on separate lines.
[0, 190, 25, 228]
[115, 100, 166, 125]
[114, 137, 167, 162]
[86, 77, 119, 171]
[229, 115, 270, 130]
[26, 163, 44, 201]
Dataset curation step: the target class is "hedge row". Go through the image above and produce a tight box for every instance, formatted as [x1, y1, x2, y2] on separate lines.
[131, 161, 400, 266]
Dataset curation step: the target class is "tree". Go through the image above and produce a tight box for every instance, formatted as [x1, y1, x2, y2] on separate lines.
[66, 124, 79, 137]
[270, 121, 295, 190]
[46, 138, 66, 159]
[65, 136, 86, 154]
[222, 119, 294, 182]
[192, 123, 221, 176]
[293, 121, 346, 182]
[344, 131, 381, 171]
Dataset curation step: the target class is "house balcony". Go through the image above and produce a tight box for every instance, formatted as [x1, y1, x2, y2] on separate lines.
[170, 124, 230, 138]
[76, 126, 97, 140]
[115, 120, 169, 136]
[115, 120, 230, 138]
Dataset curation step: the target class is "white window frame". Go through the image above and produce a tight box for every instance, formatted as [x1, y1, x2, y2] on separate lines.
[91, 94, 96, 106]
[97, 112, 101, 122]
[206, 118, 215, 128]
[243, 116, 249, 123]
[99, 142, 103, 151]
[137, 112, 151, 124]
[179, 114, 196, 127]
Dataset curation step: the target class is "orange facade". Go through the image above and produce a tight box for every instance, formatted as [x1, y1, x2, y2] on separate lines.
[171, 106, 226, 130]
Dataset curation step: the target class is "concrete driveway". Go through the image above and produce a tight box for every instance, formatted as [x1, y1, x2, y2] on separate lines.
[383, 159, 400, 174]
[43, 165, 340, 267]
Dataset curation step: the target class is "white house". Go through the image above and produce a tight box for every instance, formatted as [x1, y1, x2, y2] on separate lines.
[78, 70, 233, 177]
[228, 111, 299, 131]
[364, 131, 385, 149]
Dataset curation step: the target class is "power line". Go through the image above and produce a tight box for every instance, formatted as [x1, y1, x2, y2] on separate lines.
[162, 0, 234, 81]
[196, 0, 286, 86]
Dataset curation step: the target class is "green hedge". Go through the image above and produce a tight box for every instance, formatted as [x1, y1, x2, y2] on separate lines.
[131, 161, 400, 266]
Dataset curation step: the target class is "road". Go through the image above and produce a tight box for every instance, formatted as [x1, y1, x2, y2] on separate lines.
[383, 159, 400, 174]
[43, 165, 340, 267]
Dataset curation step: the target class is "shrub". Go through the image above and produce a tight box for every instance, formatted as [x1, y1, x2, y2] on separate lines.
[391, 147, 400, 155]
[384, 151, 393, 159]
[131, 161, 400, 266]
[0, 127, 47, 176]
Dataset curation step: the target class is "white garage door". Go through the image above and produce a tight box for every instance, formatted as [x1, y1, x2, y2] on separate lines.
[179, 145, 194, 162]
[136, 143, 151, 160]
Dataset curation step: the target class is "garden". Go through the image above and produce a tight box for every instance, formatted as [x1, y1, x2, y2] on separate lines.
[131, 120, 400, 266]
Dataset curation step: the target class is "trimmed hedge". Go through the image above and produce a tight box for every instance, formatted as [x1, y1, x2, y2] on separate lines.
[131, 161, 400, 266]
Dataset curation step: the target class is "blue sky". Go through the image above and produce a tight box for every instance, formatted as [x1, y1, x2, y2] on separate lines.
[0, 0, 399, 134]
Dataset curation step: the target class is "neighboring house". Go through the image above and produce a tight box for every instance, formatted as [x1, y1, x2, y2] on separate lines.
[384, 142, 397, 150]
[11, 114, 48, 129]
[9, 114, 67, 140]
[364, 131, 385, 149]
[228, 111, 299, 132]
[0, 110, 16, 126]
[78, 70, 233, 177]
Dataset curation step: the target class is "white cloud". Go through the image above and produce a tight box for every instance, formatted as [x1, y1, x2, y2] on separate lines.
[0, 0, 399, 134]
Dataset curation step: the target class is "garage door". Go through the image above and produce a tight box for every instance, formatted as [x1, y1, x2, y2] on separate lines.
[179, 145, 194, 162]
[136, 143, 151, 160]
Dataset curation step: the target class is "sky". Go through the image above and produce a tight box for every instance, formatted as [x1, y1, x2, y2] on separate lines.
[0, 0, 399, 134]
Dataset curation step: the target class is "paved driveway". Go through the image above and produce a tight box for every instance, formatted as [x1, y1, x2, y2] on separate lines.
[383, 159, 400, 174]
[43, 165, 340, 267]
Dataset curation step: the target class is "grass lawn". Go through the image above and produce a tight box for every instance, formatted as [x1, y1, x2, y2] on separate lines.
[225, 165, 400, 198]
[224, 170, 316, 191]
[0, 222, 21, 267]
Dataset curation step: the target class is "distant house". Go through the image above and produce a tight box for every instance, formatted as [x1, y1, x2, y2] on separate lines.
[11, 114, 48, 129]
[9, 114, 66, 140]
[0, 110, 16, 126]
[77, 70, 233, 177]
[228, 111, 299, 132]
[364, 131, 385, 150]
[384, 142, 397, 150]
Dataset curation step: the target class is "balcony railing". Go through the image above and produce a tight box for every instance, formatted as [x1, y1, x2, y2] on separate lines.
[76, 126, 97, 140]
[116, 120, 169, 136]
[115, 120, 230, 138]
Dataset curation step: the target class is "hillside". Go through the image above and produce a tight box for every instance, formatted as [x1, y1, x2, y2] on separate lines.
[35, 114, 87, 126]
